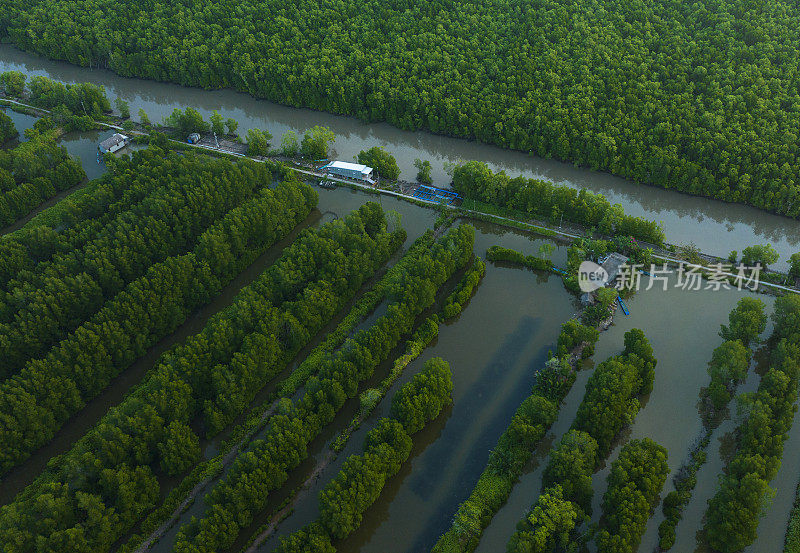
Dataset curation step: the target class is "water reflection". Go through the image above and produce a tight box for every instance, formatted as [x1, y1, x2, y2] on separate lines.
[1, 45, 799, 268]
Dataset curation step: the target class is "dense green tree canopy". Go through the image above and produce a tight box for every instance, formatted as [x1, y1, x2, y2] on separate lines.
[6, 0, 800, 215]
[0, 110, 16, 143]
[357, 146, 400, 180]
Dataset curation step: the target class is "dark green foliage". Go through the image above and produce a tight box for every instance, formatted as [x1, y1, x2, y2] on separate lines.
[572, 329, 656, 457]
[454, 162, 664, 243]
[441, 257, 485, 320]
[8, 1, 800, 215]
[719, 297, 766, 347]
[285, 363, 454, 546]
[704, 295, 800, 552]
[158, 422, 201, 476]
[486, 245, 552, 271]
[595, 438, 669, 553]
[358, 146, 399, 180]
[556, 319, 599, 359]
[740, 244, 780, 270]
[274, 523, 334, 553]
[0, 148, 278, 382]
[542, 430, 598, 514]
[0, 152, 319, 476]
[0, 71, 26, 96]
[319, 418, 413, 539]
[0, 110, 17, 143]
[164, 107, 210, 136]
[0, 132, 85, 226]
[415, 158, 432, 184]
[0, 201, 408, 552]
[505, 332, 658, 553]
[433, 321, 601, 553]
[390, 357, 453, 434]
[172, 225, 473, 552]
[28, 75, 110, 116]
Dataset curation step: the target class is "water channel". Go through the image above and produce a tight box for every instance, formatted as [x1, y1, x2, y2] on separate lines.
[1, 44, 799, 270]
[0, 44, 798, 553]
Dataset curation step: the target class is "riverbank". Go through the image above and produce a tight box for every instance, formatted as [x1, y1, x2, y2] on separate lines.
[2, 44, 799, 270]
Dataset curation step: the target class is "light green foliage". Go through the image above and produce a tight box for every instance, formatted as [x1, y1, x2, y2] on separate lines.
[301, 125, 335, 158]
[719, 297, 766, 347]
[506, 485, 579, 553]
[0, 71, 26, 96]
[741, 244, 779, 270]
[245, 128, 271, 156]
[209, 110, 224, 135]
[281, 130, 299, 156]
[225, 118, 238, 136]
[114, 97, 130, 118]
[358, 146, 400, 180]
[415, 158, 432, 184]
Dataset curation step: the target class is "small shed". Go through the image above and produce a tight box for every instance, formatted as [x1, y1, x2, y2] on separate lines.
[322, 161, 374, 182]
[98, 133, 129, 154]
[187, 133, 201, 144]
[599, 252, 629, 285]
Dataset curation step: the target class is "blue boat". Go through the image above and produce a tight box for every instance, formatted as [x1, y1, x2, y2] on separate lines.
[617, 296, 630, 316]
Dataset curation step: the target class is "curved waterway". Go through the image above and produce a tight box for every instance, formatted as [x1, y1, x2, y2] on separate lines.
[1, 45, 799, 270]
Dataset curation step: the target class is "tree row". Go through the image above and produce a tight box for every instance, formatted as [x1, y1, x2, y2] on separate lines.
[505, 329, 658, 553]
[431, 318, 599, 553]
[0, 131, 85, 227]
[0, 171, 317, 476]
[0, 202, 405, 552]
[0, 148, 283, 381]
[703, 295, 800, 552]
[275, 357, 454, 552]
[172, 224, 474, 552]
[453, 161, 665, 244]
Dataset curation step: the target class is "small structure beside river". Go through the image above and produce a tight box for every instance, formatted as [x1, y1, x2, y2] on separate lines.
[321, 161, 375, 183]
[98, 133, 129, 154]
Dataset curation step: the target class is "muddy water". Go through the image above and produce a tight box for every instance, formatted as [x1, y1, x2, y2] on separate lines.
[2, 45, 800, 269]
[0, 120, 113, 234]
[243, 227, 576, 553]
[580, 280, 774, 553]
[472, 365, 595, 553]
